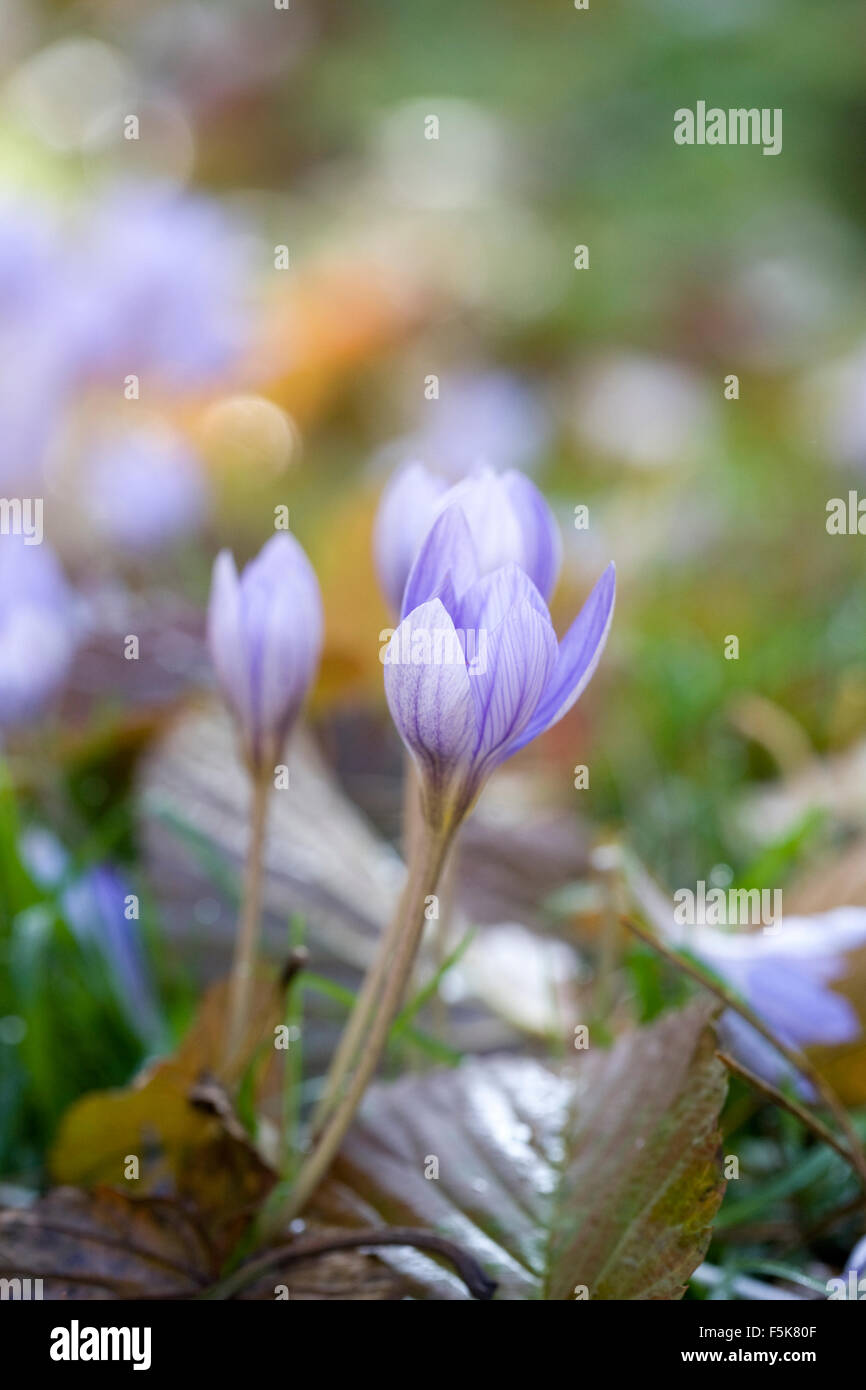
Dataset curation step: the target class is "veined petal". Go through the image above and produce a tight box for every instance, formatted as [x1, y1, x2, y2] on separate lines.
[501, 469, 562, 600]
[437, 467, 525, 577]
[384, 598, 477, 812]
[257, 560, 324, 754]
[454, 561, 548, 635]
[469, 598, 558, 773]
[208, 535, 323, 767]
[511, 562, 615, 752]
[401, 504, 479, 619]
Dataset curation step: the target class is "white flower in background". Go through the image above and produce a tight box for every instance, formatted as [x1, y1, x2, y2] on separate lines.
[569, 352, 712, 468]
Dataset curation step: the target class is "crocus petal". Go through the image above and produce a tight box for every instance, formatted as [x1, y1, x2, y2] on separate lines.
[717, 1012, 815, 1099]
[844, 1234, 866, 1282]
[65, 865, 161, 1043]
[453, 561, 549, 635]
[511, 562, 615, 752]
[256, 540, 324, 752]
[437, 467, 526, 578]
[402, 504, 480, 618]
[374, 461, 449, 613]
[242, 534, 323, 761]
[745, 958, 859, 1047]
[207, 549, 250, 730]
[384, 598, 477, 814]
[689, 908, 866, 1097]
[469, 598, 558, 775]
[501, 470, 562, 600]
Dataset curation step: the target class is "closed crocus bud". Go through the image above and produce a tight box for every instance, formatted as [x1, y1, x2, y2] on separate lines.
[0, 536, 78, 727]
[384, 504, 614, 833]
[374, 463, 562, 616]
[207, 533, 323, 774]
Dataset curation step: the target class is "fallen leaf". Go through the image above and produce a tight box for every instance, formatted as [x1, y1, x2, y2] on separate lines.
[51, 973, 284, 1194]
[0, 1187, 407, 1301]
[0, 1187, 211, 1300]
[314, 1001, 727, 1299]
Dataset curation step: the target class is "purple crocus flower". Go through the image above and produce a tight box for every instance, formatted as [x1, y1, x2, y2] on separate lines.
[64, 864, 162, 1044]
[85, 426, 206, 553]
[20, 827, 160, 1044]
[73, 185, 249, 388]
[383, 503, 614, 831]
[0, 205, 75, 492]
[207, 533, 323, 773]
[374, 463, 562, 616]
[0, 537, 79, 727]
[688, 909, 866, 1096]
[394, 370, 549, 479]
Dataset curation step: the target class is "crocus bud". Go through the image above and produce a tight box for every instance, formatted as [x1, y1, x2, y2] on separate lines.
[383, 504, 614, 833]
[207, 533, 323, 774]
[0, 536, 78, 727]
[374, 463, 563, 616]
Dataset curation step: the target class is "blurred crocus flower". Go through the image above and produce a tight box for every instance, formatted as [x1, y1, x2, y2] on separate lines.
[384, 503, 614, 832]
[401, 370, 549, 478]
[687, 909, 866, 1095]
[0, 537, 79, 727]
[0, 202, 61, 317]
[207, 533, 323, 774]
[86, 425, 206, 553]
[0, 204, 75, 492]
[375, 464, 562, 616]
[20, 828, 160, 1044]
[73, 185, 250, 388]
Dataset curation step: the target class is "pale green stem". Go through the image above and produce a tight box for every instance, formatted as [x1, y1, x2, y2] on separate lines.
[310, 899, 404, 1134]
[223, 768, 271, 1069]
[270, 820, 453, 1228]
[310, 764, 426, 1134]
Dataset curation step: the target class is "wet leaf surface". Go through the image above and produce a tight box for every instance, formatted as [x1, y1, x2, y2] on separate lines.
[315, 1001, 727, 1299]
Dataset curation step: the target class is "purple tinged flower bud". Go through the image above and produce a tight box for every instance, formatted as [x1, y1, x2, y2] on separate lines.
[207, 533, 323, 773]
[383, 502, 614, 831]
[0, 536, 79, 727]
[374, 462, 562, 616]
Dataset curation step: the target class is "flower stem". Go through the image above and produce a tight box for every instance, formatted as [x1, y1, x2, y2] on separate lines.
[273, 821, 452, 1226]
[311, 760, 425, 1135]
[310, 903, 401, 1134]
[716, 1049, 854, 1169]
[224, 768, 271, 1069]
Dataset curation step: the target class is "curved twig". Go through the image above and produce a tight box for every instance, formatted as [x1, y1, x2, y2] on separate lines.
[202, 1226, 497, 1301]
